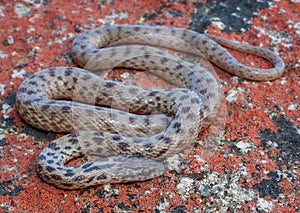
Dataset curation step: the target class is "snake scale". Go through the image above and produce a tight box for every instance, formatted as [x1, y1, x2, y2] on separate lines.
[16, 25, 284, 189]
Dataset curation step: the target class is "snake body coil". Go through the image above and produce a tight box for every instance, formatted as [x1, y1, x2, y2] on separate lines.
[16, 25, 284, 189]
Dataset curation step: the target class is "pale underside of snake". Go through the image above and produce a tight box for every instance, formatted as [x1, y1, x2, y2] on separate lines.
[16, 25, 284, 189]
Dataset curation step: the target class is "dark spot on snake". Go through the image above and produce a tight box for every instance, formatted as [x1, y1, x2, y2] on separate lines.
[47, 160, 54, 164]
[156, 135, 164, 141]
[80, 52, 87, 57]
[84, 165, 107, 173]
[149, 91, 159, 96]
[61, 106, 71, 111]
[46, 152, 55, 156]
[80, 45, 87, 49]
[191, 35, 196, 40]
[129, 117, 136, 124]
[70, 77, 77, 84]
[47, 143, 59, 150]
[38, 155, 46, 161]
[63, 81, 69, 87]
[187, 113, 196, 120]
[161, 57, 169, 64]
[49, 70, 56, 77]
[46, 166, 55, 172]
[65, 169, 75, 177]
[208, 92, 215, 98]
[179, 95, 189, 100]
[28, 81, 37, 86]
[61, 183, 75, 188]
[29, 74, 36, 79]
[64, 146, 72, 150]
[67, 132, 80, 138]
[113, 135, 122, 141]
[92, 137, 103, 143]
[200, 89, 207, 95]
[191, 97, 200, 104]
[133, 26, 140, 31]
[95, 107, 103, 112]
[187, 72, 194, 77]
[56, 75, 63, 81]
[18, 87, 27, 93]
[82, 162, 93, 169]
[144, 118, 150, 126]
[202, 40, 208, 45]
[85, 109, 94, 116]
[73, 175, 85, 181]
[196, 79, 202, 83]
[27, 90, 36, 95]
[189, 65, 196, 70]
[105, 82, 117, 88]
[175, 64, 183, 70]
[23, 100, 33, 105]
[60, 151, 69, 156]
[110, 113, 117, 120]
[206, 78, 215, 83]
[97, 174, 107, 180]
[176, 128, 183, 134]
[211, 46, 217, 51]
[181, 106, 191, 113]
[119, 142, 129, 150]
[86, 176, 95, 183]
[64, 67, 72, 76]
[129, 87, 139, 94]
[95, 28, 101, 33]
[83, 141, 91, 148]
[144, 143, 153, 152]
[156, 96, 161, 101]
[94, 131, 104, 136]
[68, 138, 78, 144]
[163, 137, 171, 144]
[82, 74, 92, 81]
[118, 111, 126, 116]
[51, 174, 62, 180]
[116, 26, 122, 31]
[172, 122, 181, 129]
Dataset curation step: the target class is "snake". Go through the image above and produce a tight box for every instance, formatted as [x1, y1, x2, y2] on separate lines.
[16, 25, 284, 189]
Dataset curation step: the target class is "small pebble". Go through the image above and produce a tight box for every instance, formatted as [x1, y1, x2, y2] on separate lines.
[3, 36, 14, 46]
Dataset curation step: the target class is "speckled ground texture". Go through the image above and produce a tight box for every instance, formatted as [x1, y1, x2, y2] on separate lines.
[0, 0, 299, 212]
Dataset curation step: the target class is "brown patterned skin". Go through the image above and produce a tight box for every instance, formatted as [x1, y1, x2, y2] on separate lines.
[16, 25, 284, 189]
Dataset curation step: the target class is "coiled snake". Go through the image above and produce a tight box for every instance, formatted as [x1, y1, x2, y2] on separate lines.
[16, 25, 284, 189]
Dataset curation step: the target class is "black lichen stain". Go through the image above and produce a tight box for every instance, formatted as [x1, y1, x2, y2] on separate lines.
[191, 0, 272, 34]
[252, 170, 283, 199]
[260, 115, 299, 167]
